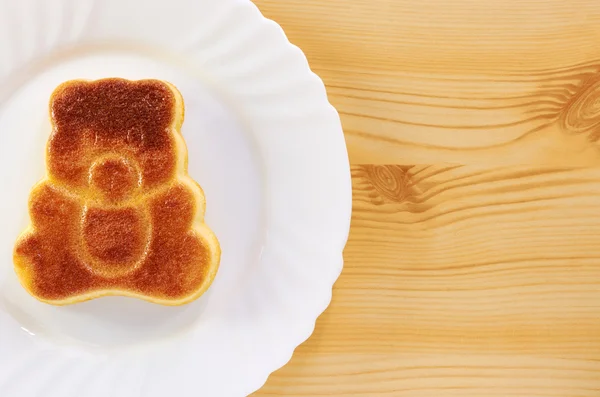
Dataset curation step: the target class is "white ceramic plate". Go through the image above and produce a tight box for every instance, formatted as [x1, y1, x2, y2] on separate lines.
[0, 0, 351, 395]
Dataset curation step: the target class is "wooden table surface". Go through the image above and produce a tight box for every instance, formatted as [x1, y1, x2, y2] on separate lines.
[252, 1, 600, 395]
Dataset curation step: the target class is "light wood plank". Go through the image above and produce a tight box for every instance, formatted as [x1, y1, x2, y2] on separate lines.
[251, 0, 600, 395]
[255, 0, 600, 165]
[254, 165, 600, 396]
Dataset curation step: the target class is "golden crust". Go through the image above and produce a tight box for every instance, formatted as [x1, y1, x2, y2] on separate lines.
[13, 78, 220, 306]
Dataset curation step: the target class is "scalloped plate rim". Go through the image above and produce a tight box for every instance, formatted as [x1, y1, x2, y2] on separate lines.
[0, 0, 352, 396]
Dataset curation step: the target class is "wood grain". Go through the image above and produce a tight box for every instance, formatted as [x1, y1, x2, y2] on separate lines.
[255, 0, 600, 166]
[254, 166, 600, 396]
[251, 0, 600, 396]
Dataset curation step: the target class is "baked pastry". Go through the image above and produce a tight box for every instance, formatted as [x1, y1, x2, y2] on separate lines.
[13, 78, 220, 306]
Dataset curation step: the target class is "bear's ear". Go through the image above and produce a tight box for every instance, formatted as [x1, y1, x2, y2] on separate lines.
[49, 79, 89, 125]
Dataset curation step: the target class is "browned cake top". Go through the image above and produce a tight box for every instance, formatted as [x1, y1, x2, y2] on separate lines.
[48, 78, 178, 189]
[13, 79, 214, 302]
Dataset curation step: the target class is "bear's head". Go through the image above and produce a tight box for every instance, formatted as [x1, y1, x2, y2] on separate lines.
[47, 79, 182, 202]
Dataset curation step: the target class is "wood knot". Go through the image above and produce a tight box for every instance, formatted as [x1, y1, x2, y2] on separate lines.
[561, 75, 600, 141]
[363, 165, 415, 204]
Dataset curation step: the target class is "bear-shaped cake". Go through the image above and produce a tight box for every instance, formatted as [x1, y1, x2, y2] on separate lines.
[14, 78, 220, 306]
